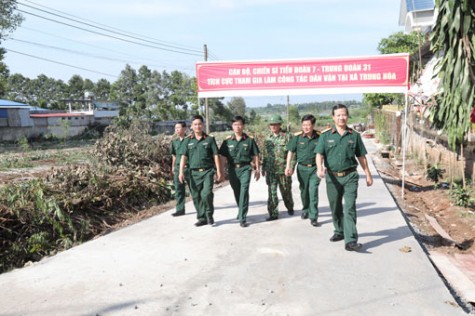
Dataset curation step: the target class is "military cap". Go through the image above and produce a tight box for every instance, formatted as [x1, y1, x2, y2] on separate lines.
[269, 114, 283, 124]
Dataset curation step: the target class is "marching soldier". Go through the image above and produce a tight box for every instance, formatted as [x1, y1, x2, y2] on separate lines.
[219, 116, 260, 227]
[285, 114, 321, 227]
[179, 115, 223, 227]
[261, 114, 294, 220]
[170, 121, 190, 217]
[316, 104, 373, 251]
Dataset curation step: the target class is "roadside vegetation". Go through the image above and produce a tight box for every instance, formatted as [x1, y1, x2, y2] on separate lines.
[0, 120, 172, 273]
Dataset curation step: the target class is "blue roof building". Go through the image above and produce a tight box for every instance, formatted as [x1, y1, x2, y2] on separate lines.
[0, 99, 29, 107]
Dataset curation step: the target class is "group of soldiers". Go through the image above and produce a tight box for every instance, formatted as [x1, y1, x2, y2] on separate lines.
[170, 104, 373, 252]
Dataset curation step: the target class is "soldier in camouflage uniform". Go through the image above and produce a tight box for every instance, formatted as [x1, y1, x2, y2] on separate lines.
[261, 114, 294, 221]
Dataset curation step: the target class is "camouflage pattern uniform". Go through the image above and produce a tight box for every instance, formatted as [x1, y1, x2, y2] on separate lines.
[262, 115, 294, 219]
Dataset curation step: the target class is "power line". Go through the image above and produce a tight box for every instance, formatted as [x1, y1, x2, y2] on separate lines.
[10, 38, 187, 70]
[15, 8, 204, 57]
[5, 48, 118, 78]
[16, 26, 192, 71]
[20, 0, 204, 55]
[17, 1, 222, 62]
[17, 1, 203, 55]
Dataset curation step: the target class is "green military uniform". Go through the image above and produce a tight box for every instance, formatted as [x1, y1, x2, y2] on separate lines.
[287, 130, 320, 221]
[170, 137, 190, 214]
[262, 117, 294, 219]
[315, 126, 367, 244]
[219, 133, 260, 223]
[181, 132, 219, 224]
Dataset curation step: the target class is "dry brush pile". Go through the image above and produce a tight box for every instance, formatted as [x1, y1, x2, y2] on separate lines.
[0, 121, 172, 273]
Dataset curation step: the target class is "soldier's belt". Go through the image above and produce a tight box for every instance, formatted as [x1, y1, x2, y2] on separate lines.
[329, 167, 357, 177]
[231, 162, 250, 168]
[300, 163, 316, 167]
[191, 168, 210, 172]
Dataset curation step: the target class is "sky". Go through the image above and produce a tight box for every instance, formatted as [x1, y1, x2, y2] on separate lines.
[3, 0, 405, 107]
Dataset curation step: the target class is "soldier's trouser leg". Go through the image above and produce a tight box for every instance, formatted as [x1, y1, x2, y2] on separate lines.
[174, 168, 189, 212]
[237, 166, 252, 221]
[174, 171, 186, 212]
[326, 171, 359, 243]
[201, 169, 215, 218]
[229, 168, 241, 206]
[308, 169, 320, 220]
[266, 174, 279, 218]
[190, 169, 215, 221]
[277, 174, 294, 212]
[297, 165, 311, 214]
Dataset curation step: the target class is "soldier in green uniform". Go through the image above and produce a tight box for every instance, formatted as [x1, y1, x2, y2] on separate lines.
[179, 114, 223, 227]
[219, 116, 260, 227]
[261, 114, 294, 221]
[315, 104, 373, 251]
[285, 114, 320, 227]
[170, 121, 190, 217]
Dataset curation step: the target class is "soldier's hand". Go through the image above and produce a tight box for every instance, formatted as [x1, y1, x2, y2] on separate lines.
[261, 170, 266, 177]
[366, 174, 373, 187]
[254, 170, 261, 181]
[178, 173, 185, 183]
[216, 172, 223, 183]
[317, 168, 326, 178]
[285, 167, 293, 177]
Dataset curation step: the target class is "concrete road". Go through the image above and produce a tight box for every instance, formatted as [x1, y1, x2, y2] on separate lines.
[0, 140, 467, 316]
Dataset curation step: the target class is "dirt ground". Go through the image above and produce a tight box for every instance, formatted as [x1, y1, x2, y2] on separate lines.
[371, 151, 475, 255]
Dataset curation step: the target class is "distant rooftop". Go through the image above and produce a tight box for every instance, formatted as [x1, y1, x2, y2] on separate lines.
[0, 99, 29, 107]
[399, 0, 435, 33]
[93, 101, 119, 110]
[405, 0, 434, 11]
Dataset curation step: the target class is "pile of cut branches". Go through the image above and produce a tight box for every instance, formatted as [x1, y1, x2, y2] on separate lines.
[0, 120, 172, 273]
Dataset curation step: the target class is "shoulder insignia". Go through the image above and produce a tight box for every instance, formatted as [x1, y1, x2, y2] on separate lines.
[316, 130, 321, 136]
[249, 135, 254, 139]
[321, 128, 332, 133]
[294, 131, 303, 136]
[349, 128, 360, 134]
[226, 135, 232, 139]
[208, 134, 215, 138]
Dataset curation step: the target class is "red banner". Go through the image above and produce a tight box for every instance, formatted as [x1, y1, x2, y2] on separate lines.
[196, 54, 409, 97]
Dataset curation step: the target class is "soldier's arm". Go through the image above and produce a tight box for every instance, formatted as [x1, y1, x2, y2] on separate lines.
[253, 154, 261, 181]
[357, 155, 373, 186]
[179, 155, 187, 183]
[171, 155, 176, 174]
[214, 154, 223, 182]
[285, 151, 295, 176]
[316, 153, 326, 178]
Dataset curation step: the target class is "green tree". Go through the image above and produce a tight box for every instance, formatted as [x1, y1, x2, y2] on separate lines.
[362, 93, 404, 108]
[6, 73, 29, 101]
[6, 74, 68, 108]
[363, 31, 421, 108]
[429, 0, 475, 150]
[289, 105, 300, 128]
[0, 50, 10, 97]
[83, 78, 95, 94]
[68, 75, 85, 100]
[208, 98, 233, 123]
[0, 0, 23, 43]
[0, 1, 23, 97]
[110, 64, 139, 115]
[94, 78, 111, 101]
[227, 97, 246, 117]
[377, 31, 420, 55]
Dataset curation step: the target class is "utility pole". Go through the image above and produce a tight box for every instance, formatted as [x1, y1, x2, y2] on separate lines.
[286, 95, 290, 131]
[204, 44, 210, 134]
